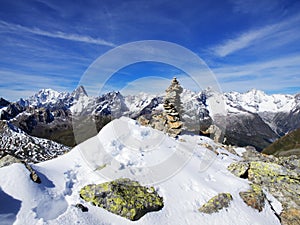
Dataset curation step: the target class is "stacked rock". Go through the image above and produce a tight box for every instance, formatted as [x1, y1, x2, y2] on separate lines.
[163, 77, 183, 137]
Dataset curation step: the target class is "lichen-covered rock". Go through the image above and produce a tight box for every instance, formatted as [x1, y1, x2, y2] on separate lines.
[227, 148, 300, 221]
[79, 178, 164, 221]
[247, 161, 300, 209]
[280, 208, 300, 225]
[227, 162, 249, 178]
[239, 184, 265, 212]
[199, 193, 233, 214]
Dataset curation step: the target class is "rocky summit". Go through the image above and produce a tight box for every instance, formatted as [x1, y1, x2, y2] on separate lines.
[227, 147, 300, 225]
[79, 178, 164, 221]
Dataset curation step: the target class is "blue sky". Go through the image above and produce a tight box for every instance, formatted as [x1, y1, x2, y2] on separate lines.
[0, 0, 300, 100]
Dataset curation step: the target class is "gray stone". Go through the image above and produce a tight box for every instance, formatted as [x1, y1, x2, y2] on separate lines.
[0, 155, 21, 168]
[199, 193, 233, 214]
[79, 178, 164, 221]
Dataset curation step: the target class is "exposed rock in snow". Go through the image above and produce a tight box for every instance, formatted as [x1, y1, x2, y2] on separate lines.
[227, 148, 300, 224]
[198, 193, 233, 214]
[80, 178, 164, 221]
[239, 184, 266, 212]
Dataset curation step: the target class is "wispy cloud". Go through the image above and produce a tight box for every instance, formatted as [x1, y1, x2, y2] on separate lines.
[0, 69, 76, 101]
[212, 54, 300, 93]
[210, 15, 300, 57]
[0, 20, 116, 47]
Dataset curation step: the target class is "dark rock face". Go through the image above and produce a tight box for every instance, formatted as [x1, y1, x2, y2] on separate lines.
[79, 178, 164, 221]
[0, 98, 10, 107]
[224, 112, 279, 151]
[11, 107, 74, 147]
[0, 102, 26, 120]
[198, 193, 233, 214]
[272, 106, 300, 136]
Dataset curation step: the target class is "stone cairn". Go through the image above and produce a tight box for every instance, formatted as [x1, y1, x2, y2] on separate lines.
[163, 77, 183, 137]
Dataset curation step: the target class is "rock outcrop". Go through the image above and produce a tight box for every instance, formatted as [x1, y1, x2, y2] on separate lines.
[79, 178, 164, 221]
[198, 193, 233, 214]
[228, 148, 300, 224]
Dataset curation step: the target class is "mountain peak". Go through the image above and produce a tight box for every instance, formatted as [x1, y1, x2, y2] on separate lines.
[0, 97, 10, 107]
[72, 85, 88, 99]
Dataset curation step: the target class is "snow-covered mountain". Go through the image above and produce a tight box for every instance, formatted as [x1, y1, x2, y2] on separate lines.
[204, 88, 300, 150]
[1, 86, 299, 151]
[0, 117, 286, 225]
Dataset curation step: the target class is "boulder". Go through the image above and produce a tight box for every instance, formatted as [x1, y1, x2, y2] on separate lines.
[239, 184, 265, 212]
[79, 178, 164, 221]
[198, 193, 233, 214]
[227, 162, 249, 178]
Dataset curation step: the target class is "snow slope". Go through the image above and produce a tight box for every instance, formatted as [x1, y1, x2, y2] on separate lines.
[0, 117, 281, 225]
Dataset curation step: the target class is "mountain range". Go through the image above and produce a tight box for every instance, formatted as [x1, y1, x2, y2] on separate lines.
[0, 85, 299, 162]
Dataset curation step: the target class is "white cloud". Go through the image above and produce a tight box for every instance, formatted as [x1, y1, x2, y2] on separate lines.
[212, 55, 300, 93]
[211, 25, 276, 57]
[210, 15, 300, 57]
[0, 20, 116, 47]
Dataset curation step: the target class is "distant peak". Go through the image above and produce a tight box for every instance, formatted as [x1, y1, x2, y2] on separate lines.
[246, 89, 265, 95]
[72, 85, 88, 98]
[0, 97, 10, 107]
[38, 88, 58, 93]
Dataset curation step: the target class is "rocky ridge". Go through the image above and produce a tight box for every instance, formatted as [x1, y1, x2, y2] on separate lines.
[227, 147, 300, 225]
[1, 83, 300, 153]
[0, 120, 70, 163]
